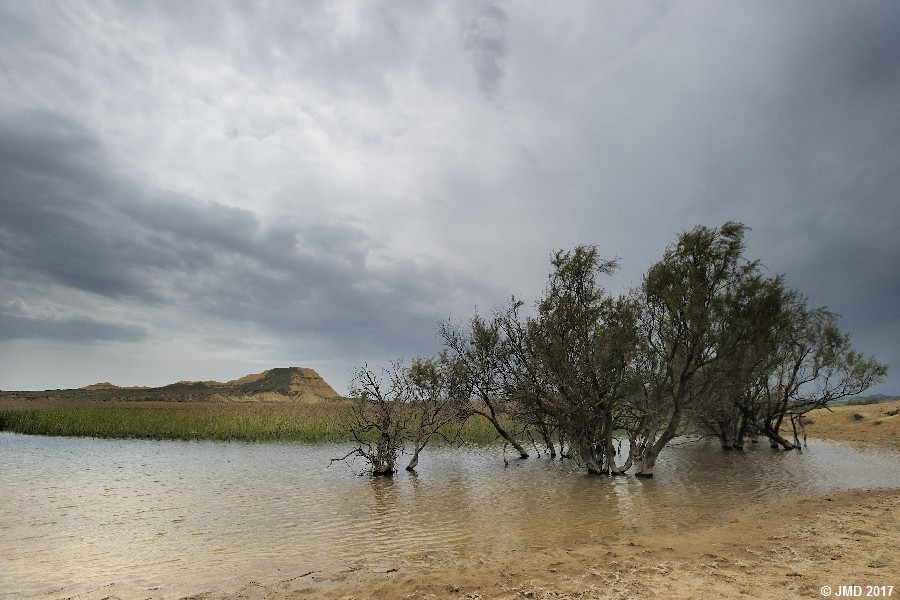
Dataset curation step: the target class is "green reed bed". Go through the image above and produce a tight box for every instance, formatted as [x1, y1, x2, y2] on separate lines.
[0, 402, 526, 445]
[0, 402, 350, 442]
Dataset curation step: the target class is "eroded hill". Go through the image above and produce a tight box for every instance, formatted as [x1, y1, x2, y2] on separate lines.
[0, 367, 341, 403]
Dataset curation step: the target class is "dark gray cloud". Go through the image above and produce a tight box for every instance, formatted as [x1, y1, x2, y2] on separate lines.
[0, 111, 156, 300]
[0, 1, 898, 394]
[461, 0, 508, 100]
[0, 107, 483, 387]
[0, 310, 146, 343]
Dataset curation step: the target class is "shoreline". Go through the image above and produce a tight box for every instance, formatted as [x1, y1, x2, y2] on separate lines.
[180, 487, 898, 600]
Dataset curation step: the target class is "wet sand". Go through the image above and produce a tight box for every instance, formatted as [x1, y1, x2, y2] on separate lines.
[170, 487, 896, 600]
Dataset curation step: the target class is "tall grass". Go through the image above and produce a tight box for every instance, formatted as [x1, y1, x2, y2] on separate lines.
[0, 403, 349, 442]
[0, 402, 524, 445]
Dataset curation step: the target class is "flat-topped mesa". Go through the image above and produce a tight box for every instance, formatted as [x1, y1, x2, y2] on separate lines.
[81, 382, 120, 390]
[291, 367, 340, 397]
[227, 367, 340, 400]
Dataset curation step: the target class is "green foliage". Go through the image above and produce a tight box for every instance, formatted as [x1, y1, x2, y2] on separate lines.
[435, 221, 889, 475]
[0, 404, 349, 442]
[853, 413, 866, 421]
[524, 244, 637, 473]
[0, 401, 518, 445]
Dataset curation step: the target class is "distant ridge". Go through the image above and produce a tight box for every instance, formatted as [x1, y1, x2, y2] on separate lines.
[4, 367, 341, 402]
[81, 382, 119, 390]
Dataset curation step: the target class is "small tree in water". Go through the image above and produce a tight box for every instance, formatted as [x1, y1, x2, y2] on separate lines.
[440, 316, 531, 459]
[403, 353, 469, 471]
[339, 358, 468, 476]
[344, 362, 410, 476]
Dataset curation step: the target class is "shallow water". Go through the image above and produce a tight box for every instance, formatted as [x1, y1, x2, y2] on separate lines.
[1, 433, 898, 597]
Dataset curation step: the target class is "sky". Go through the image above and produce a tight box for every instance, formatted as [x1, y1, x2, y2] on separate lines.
[1, 1, 898, 396]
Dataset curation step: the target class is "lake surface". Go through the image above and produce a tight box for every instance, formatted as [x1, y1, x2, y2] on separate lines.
[1, 433, 898, 598]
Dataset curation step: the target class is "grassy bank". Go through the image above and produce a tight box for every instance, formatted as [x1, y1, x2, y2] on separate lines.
[0, 400, 519, 445]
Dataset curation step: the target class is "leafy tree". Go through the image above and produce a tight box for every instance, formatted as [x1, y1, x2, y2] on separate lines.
[753, 305, 887, 449]
[403, 353, 468, 471]
[496, 299, 562, 458]
[692, 280, 887, 451]
[440, 315, 530, 458]
[691, 273, 796, 450]
[521, 246, 638, 474]
[628, 222, 772, 476]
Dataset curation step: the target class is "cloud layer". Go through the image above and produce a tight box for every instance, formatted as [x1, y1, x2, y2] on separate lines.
[2, 1, 898, 394]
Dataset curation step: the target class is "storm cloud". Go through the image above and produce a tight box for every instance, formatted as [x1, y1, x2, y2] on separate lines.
[1, 1, 898, 394]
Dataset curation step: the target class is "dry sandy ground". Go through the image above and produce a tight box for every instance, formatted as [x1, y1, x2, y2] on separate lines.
[804, 399, 900, 447]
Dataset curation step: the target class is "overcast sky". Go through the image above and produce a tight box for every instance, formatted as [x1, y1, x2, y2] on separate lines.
[1, 1, 898, 395]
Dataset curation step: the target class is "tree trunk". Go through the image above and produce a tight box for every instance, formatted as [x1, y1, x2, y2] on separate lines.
[632, 407, 680, 477]
[372, 455, 395, 476]
[633, 449, 657, 478]
[609, 437, 635, 475]
[734, 417, 748, 451]
[481, 412, 529, 459]
[406, 432, 434, 471]
[538, 422, 557, 458]
[373, 433, 398, 475]
[718, 430, 734, 450]
[762, 426, 799, 450]
[406, 447, 422, 471]
[585, 454, 605, 475]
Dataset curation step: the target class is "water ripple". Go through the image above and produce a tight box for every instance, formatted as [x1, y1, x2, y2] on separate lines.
[1, 433, 898, 597]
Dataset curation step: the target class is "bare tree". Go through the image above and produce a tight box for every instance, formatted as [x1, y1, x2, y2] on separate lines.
[342, 362, 410, 476]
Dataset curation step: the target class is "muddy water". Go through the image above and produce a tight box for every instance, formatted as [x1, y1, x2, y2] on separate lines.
[1, 433, 898, 598]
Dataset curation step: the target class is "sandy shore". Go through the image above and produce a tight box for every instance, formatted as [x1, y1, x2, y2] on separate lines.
[169, 486, 898, 600]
